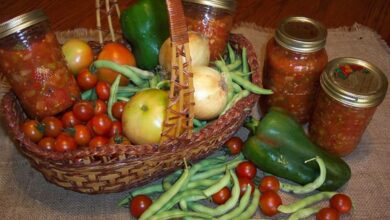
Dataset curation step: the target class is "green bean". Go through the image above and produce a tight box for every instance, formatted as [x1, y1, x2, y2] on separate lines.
[218, 184, 252, 220]
[232, 82, 242, 93]
[189, 169, 240, 216]
[117, 183, 164, 207]
[230, 73, 273, 95]
[116, 86, 141, 94]
[227, 59, 242, 71]
[123, 65, 154, 79]
[187, 178, 219, 190]
[148, 209, 216, 220]
[190, 156, 244, 181]
[139, 162, 190, 220]
[107, 75, 121, 120]
[163, 169, 183, 191]
[203, 168, 231, 197]
[221, 90, 250, 115]
[241, 47, 249, 81]
[278, 191, 337, 214]
[214, 60, 229, 73]
[179, 199, 188, 210]
[159, 189, 206, 213]
[222, 72, 234, 102]
[149, 73, 160, 88]
[234, 188, 261, 220]
[116, 96, 130, 102]
[288, 206, 321, 220]
[281, 157, 327, 194]
[227, 43, 235, 63]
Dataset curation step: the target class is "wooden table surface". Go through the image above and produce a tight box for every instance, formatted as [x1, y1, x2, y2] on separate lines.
[1, 0, 390, 46]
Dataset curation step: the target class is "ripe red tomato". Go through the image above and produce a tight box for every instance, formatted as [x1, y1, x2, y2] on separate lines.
[238, 177, 255, 197]
[72, 124, 92, 146]
[236, 161, 257, 180]
[97, 43, 136, 85]
[259, 190, 282, 216]
[93, 99, 107, 115]
[95, 81, 111, 101]
[259, 176, 280, 193]
[330, 194, 352, 214]
[112, 101, 126, 120]
[130, 195, 153, 218]
[108, 121, 123, 137]
[61, 111, 82, 128]
[54, 133, 77, 152]
[77, 69, 98, 90]
[22, 120, 44, 143]
[90, 114, 112, 136]
[89, 136, 109, 148]
[316, 207, 340, 220]
[72, 101, 95, 122]
[38, 137, 55, 151]
[224, 136, 243, 155]
[212, 187, 231, 205]
[41, 116, 63, 138]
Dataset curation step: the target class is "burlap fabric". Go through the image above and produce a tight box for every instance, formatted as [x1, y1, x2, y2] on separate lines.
[0, 24, 389, 219]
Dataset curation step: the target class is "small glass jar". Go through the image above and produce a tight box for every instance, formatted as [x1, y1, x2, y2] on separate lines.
[0, 10, 80, 119]
[259, 17, 328, 123]
[182, 0, 236, 61]
[309, 57, 388, 156]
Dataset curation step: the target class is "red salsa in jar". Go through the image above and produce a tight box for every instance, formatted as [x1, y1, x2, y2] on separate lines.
[259, 17, 328, 123]
[0, 10, 80, 119]
[183, 0, 236, 61]
[309, 58, 388, 156]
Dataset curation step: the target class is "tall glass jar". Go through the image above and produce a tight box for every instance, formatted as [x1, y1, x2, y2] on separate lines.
[309, 57, 388, 156]
[259, 17, 328, 123]
[182, 0, 236, 61]
[0, 10, 80, 119]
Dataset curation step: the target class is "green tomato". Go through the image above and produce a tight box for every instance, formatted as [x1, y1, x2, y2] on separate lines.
[122, 89, 168, 145]
[62, 38, 94, 75]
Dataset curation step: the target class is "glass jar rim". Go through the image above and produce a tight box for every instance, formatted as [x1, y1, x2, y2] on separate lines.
[182, 0, 236, 11]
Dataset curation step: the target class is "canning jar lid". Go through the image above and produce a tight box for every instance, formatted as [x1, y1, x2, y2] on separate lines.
[321, 57, 388, 108]
[0, 10, 48, 39]
[183, 0, 236, 11]
[275, 16, 327, 53]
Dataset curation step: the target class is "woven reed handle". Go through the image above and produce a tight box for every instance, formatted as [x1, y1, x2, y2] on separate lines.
[160, 0, 195, 144]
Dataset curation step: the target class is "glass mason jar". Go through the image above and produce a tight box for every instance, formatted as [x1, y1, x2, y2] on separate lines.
[259, 17, 328, 123]
[309, 57, 388, 156]
[182, 0, 236, 61]
[0, 10, 80, 119]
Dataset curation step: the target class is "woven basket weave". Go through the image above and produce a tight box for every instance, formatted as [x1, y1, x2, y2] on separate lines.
[0, 1, 262, 194]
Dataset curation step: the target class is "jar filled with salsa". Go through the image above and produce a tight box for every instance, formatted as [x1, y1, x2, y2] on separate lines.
[259, 17, 328, 123]
[309, 57, 388, 156]
[182, 0, 236, 61]
[0, 10, 80, 119]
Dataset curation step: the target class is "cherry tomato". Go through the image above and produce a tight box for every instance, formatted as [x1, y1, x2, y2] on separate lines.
[54, 133, 77, 152]
[130, 195, 152, 218]
[316, 207, 340, 220]
[61, 111, 82, 128]
[238, 178, 255, 197]
[108, 121, 123, 137]
[259, 190, 282, 217]
[72, 124, 92, 146]
[90, 114, 112, 136]
[62, 39, 93, 74]
[111, 101, 126, 120]
[97, 43, 136, 85]
[95, 81, 110, 101]
[77, 68, 98, 90]
[212, 187, 231, 205]
[73, 101, 95, 122]
[38, 137, 55, 151]
[93, 99, 107, 115]
[259, 176, 280, 193]
[330, 193, 352, 214]
[89, 136, 109, 148]
[109, 135, 130, 144]
[41, 116, 63, 138]
[236, 161, 257, 180]
[22, 120, 44, 143]
[224, 136, 243, 155]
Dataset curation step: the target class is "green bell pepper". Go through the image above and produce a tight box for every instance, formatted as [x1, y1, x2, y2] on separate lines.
[243, 108, 351, 191]
[120, 0, 169, 70]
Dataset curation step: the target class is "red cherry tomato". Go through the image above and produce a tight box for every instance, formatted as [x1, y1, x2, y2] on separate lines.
[316, 207, 340, 220]
[41, 116, 64, 138]
[212, 187, 231, 205]
[22, 119, 44, 143]
[224, 136, 243, 155]
[238, 178, 255, 197]
[61, 111, 82, 128]
[93, 99, 107, 115]
[54, 133, 77, 152]
[330, 193, 352, 214]
[38, 137, 55, 151]
[90, 114, 112, 136]
[259, 176, 280, 193]
[72, 124, 92, 146]
[259, 190, 282, 217]
[72, 101, 95, 122]
[111, 101, 126, 120]
[95, 81, 110, 101]
[130, 195, 152, 218]
[236, 161, 257, 180]
[76, 68, 98, 90]
[108, 121, 123, 138]
[89, 136, 109, 148]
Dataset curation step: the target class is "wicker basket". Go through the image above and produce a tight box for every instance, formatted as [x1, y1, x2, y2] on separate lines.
[0, 1, 262, 194]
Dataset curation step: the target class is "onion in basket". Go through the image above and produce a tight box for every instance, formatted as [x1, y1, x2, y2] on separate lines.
[192, 65, 228, 120]
[159, 31, 210, 73]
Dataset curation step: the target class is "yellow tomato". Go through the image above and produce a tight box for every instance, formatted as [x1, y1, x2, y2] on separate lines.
[62, 38, 94, 75]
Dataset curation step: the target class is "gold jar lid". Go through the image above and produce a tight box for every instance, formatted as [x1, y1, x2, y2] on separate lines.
[183, 0, 236, 11]
[275, 16, 327, 53]
[0, 10, 48, 39]
[321, 57, 388, 108]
